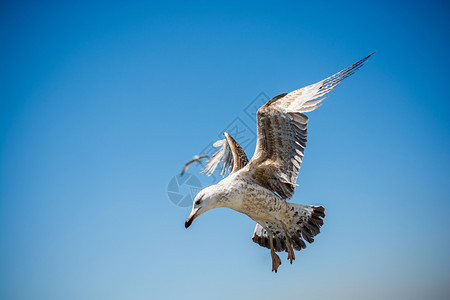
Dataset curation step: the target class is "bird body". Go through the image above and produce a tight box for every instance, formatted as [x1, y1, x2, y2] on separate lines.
[184, 53, 373, 272]
[187, 161, 325, 271]
[195, 169, 280, 220]
[201, 167, 306, 227]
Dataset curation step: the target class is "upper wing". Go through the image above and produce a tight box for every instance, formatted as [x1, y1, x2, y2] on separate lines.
[181, 154, 209, 175]
[202, 132, 249, 177]
[248, 53, 373, 199]
[181, 160, 195, 176]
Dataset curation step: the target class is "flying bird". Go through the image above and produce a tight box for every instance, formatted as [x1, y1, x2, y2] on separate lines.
[185, 53, 373, 272]
[181, 155, 210, 176]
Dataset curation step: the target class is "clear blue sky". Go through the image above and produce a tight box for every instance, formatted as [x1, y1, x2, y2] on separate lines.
[1, 1, 449, 299]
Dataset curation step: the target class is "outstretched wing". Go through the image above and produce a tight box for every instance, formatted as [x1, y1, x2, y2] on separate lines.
[202, 132, 249, 177]
[248, 53, 373, 199]
[181, 155, 209, 175]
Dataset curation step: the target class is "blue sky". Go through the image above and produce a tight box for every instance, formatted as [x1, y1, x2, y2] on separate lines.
[1, 0, 449, 299]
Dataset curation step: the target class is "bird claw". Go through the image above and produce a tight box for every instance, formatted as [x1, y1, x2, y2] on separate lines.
[271, 251, 281, 272]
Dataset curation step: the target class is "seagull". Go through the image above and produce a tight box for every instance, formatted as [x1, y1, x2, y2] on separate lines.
[181, 155, 210, 176]
[185, 53, 373, 272]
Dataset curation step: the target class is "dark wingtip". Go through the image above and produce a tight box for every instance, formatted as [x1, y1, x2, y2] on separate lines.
[361, 52, 375, 64]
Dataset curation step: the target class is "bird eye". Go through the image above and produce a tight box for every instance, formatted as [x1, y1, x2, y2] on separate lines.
[195, 198, 202, 205]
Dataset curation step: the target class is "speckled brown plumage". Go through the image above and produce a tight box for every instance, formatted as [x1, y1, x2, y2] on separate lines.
[186, 53, 373, 272]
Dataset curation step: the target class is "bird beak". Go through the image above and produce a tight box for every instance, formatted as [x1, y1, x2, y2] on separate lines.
[185, 207, 201, 229]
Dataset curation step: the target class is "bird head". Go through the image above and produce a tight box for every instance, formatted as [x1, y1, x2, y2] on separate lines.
[185, 185, 220, 229]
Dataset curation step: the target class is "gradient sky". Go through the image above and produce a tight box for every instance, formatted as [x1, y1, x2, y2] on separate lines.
[1, 1, 449, 299]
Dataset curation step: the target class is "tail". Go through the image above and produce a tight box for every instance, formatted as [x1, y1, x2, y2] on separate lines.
[252, 204, 325, 252]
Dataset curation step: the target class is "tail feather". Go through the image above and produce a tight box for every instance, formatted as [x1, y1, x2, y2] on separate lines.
[252, 204, 325, 253]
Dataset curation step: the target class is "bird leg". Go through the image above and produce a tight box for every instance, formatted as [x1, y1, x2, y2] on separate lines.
[281, 221, 295, 264]
[264, 225, 281, 272]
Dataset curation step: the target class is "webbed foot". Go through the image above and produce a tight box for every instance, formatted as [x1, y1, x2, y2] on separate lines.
[271, 251, 282, 272]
